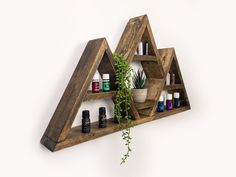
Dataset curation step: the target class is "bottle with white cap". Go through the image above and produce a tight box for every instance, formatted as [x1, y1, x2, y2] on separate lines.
[166, 94, 173, 110]
[138, 42, 143, 55]
[92, 73, 100, 93]
[102, 74, 110, 92]
[157, 95, 164, 112]
[173, 92, 180, 108]
[166, 73, 170, 85]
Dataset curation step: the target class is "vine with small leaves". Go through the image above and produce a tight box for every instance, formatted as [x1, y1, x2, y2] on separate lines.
[113, 53, 133, 164]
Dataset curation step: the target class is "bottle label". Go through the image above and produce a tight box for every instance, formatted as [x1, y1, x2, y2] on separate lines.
[157, 101, 164, 112]
[174, 99, 180, 108]
[92, 82, 100, 92]
[82, 119, 90, 133]
[102, 81, 110, 91]
[166, 100, 173, 110]
[99, 115, 107, 128]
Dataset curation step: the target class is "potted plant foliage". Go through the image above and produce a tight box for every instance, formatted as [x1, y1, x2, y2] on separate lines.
[132, 69, 147, 103]
[113, 53, 133, 164]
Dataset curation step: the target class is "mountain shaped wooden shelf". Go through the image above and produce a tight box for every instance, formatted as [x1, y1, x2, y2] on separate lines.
[41, 15, 190, 152]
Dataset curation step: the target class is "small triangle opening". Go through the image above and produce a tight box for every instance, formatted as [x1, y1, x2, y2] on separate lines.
[134, 27, 156, 56]
[167, 57, 182, 85]
[141, 27, 156, 56]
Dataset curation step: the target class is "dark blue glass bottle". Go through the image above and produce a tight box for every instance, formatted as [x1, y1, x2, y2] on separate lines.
[157, 95, 164, 112]
[173, 92, 180, 108]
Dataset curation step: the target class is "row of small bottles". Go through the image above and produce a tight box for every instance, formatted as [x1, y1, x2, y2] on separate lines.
[135, 41, 149, 55]
[157, 92, 180, 112]
[92, 73, 110, 93]
[166, 72, 176, 85]
[81, 107, 107, 133]
[81, 92, 180, 133]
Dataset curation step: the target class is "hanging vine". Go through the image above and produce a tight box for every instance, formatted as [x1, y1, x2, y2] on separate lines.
[113, 53, 133, 164]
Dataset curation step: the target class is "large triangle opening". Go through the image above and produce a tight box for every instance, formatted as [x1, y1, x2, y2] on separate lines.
[72, 51, 116, 128]
[41, 38, 118, 151]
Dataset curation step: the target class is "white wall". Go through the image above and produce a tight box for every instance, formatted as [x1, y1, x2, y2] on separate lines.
[0, 0, 236, 176]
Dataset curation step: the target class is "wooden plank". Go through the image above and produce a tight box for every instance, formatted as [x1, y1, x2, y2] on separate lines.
[171, 50, 191, 107]
[52, 106, 190, 151]
[134, 100, 155, 110]
[141, 17, 164, 78]
[133, 55, 157, 62]
[41, 38, 115, 145]
[158, 48, 174, 74]
[145, 78, 163, 100]
[115, 15, 147, 62]
[141, 78, 163, 116]
[147, 48, 174, 116]
[115, 15, 167, 119]
[164, 84, 184, 90]
[130, 100, 140, 119]
[84, 91, 116, 101]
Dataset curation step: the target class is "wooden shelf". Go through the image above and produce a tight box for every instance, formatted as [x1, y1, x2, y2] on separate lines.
[133, 55, 157, 62]
[134, 100, 155, 110]
[41, 15, 191, 152]
[84, 91, 116, 101]
[164, 84, 183, 90]
[50, 106, 190, 151]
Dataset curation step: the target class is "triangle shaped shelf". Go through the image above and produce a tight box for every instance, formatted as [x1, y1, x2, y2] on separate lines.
[41, 38, 117, 151]
[41, 15, 190, 152]
[115, 15, 165, 118]
[161, 48, 190, 107]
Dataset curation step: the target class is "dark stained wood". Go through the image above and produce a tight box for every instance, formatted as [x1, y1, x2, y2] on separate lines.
[84, 91, 116, 101]
[115, 15, 147, 62]
[41, 38, 116, 147]
[164, 84, 184, 90]
[141, 18, 164, 79]
[53, 106, 190, 151]
[134, 100, 155, 110]
[115, 15, 165, 119]
[158, 48, 174, 74]
[130, 101, 140, 119]
[98, 48, 117, 90]
[133, 55, 157, 62]
[145, 78, 163, 100]
[171, 50, 191, 107]
[146, 48, 175, 116]
[41, 15, 191, 152]
[41, 47, 191, 152]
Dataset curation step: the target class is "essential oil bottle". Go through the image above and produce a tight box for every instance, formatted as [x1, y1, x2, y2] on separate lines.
[157, 95, 164, 112]
[170, 73, 175, 85]
[166, 73, 170, 85]
[99, 107, 107, 128]
[82, 110, 91, 133]
[92, 73, 100, 93]
[173, 92, 180, 108]
[102, 74, 110, 92]
[166, 94, 173, 110]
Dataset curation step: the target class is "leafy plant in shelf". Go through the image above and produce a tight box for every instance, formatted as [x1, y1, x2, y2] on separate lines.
[132, 69, 147, 103]
[113, 53, 133, 164]
[133, 69, 145, 89]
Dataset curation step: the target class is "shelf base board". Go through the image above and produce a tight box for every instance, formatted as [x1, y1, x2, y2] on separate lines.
[41, 106, 190, 152]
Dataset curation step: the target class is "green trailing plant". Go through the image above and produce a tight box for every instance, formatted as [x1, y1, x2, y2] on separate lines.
[132, 69, 146, 89]
[113, 53, 133, 164]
